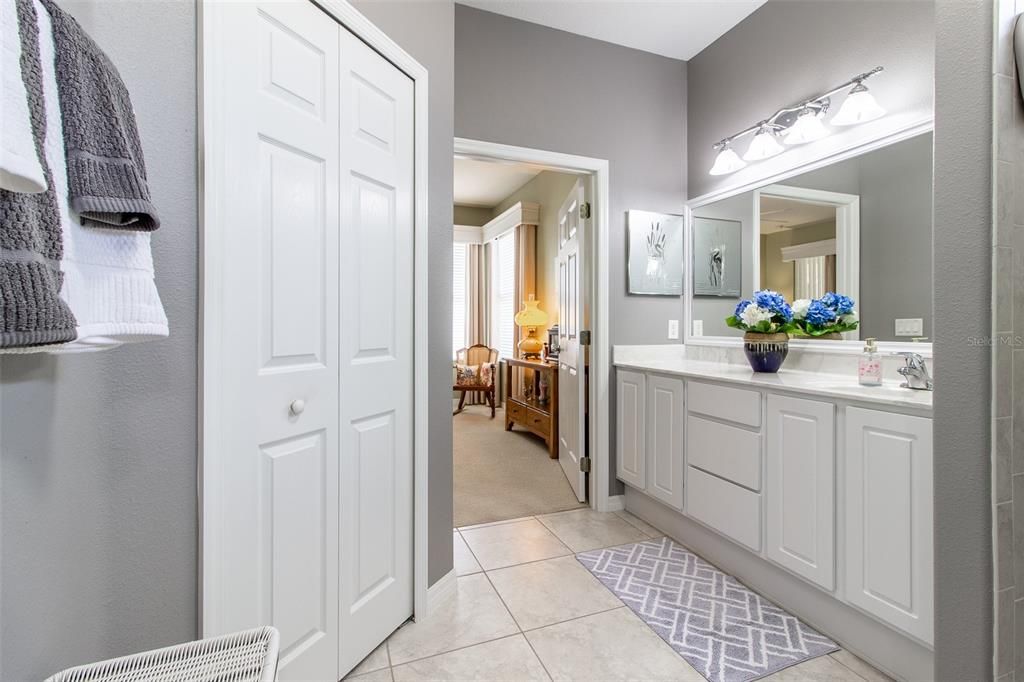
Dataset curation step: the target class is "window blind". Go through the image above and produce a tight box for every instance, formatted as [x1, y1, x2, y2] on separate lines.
[493, 231, 516, 360]
[452, 242, 467, 358]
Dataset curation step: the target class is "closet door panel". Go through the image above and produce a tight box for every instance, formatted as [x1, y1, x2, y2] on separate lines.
[214, 2, 341, 681]
[337, 24, 415, 677]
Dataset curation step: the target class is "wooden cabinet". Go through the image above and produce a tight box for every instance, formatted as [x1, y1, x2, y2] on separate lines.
[765, 394, 835, 591]
[844, 407, 933, 645]
[615, 370, 646, 489]
[505, 358, 559, 457]
[646, 374, 684, 510]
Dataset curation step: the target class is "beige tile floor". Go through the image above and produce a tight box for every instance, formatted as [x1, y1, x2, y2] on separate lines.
[346, 510, 893, 682]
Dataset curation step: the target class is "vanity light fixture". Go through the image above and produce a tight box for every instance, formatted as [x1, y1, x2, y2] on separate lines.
[708, 142, 746, 176]
[783, 106, 830, 145]
[743, 123, 784, 161]
[831, 82, 886, 125]
[708, 66, 885, 176]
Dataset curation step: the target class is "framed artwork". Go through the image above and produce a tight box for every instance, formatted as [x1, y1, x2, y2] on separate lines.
[627, 210, 684, 296]
[692, 216, 742, 297]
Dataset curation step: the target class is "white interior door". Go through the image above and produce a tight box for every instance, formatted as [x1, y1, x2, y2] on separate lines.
[207, 3, 414, 680]
[213, 2, 340, 679]
[557, 180, 587, 501]
[336, 23, 415, 677]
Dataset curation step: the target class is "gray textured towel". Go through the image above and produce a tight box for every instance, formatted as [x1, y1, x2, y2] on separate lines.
[41, 0, 159, 231]
[0, 0, 76, 348]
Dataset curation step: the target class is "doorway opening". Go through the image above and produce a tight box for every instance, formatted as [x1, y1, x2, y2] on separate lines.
[450, 140, 610, 529]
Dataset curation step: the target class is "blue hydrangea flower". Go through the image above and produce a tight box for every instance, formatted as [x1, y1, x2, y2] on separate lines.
[820, 292, 855, 315]
[752, 289, 793, 321]
[734, 299, 752, 318]
[805, 300, 838, 327]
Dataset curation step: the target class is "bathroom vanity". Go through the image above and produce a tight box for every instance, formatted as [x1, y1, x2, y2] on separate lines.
[615, 346, 934, 680]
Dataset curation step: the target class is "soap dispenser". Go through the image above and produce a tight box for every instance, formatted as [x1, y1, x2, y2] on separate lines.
[858, 337, 882, 386]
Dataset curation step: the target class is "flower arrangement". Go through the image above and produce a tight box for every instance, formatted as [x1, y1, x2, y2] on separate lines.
[725, 290, 797, 334]
[791, 292, 859, 337]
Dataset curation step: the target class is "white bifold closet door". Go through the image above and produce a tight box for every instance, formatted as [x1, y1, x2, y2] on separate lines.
[211, 2, 414, 681]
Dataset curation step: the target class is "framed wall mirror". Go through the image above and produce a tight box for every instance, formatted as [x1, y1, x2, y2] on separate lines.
[685, 127, 933, 354]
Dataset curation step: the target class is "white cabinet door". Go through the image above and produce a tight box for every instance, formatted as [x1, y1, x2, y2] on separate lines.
[616, 370, 646, 489]
[765, 394, 835, 591]
[844, 407, 933, 645]
[646, 374, 684, 510]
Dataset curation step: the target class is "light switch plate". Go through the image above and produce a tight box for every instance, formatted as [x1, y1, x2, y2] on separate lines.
[668, 319, 679, 340]
[692, 320, 703, 337]
[894, 318, 924, 337]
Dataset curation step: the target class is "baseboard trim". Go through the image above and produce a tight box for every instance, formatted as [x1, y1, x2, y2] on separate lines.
[423, 569, 457, 618]
[598, 494, 625, 512]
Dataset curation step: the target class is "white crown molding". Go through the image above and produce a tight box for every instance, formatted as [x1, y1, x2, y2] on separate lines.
[482, 201, 540, 242]
[454, 225, 484, 244]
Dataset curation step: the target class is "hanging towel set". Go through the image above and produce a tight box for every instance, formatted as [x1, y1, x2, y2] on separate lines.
[0, 0, 167, 352]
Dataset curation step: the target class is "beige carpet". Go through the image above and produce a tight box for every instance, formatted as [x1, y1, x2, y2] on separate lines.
[453, 403, 587, 527]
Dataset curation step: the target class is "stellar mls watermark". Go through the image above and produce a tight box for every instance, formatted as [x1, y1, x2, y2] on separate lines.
[966, 335, 1024, 347]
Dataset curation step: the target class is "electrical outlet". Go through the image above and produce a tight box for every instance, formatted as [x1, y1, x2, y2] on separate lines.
[692, 320, 703, 336]
[667, 319, 679, 340]
[894, 318, 924, 337]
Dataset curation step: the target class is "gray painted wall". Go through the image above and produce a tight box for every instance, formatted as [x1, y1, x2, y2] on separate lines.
[687, 0, 934, 200]
[352, 0, 456, 589]
[455, 4, 688, 495]
[932, 0, 993, 677]
[0, 2, 198, 679]
[0, 2, 455, 679]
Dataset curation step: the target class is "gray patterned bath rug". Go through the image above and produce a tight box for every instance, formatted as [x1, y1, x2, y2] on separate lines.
[576, 537, 839, 682]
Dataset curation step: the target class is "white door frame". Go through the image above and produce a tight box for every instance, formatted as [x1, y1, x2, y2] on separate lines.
[198, 0, 432, 634]
[453, 138, 615, 512]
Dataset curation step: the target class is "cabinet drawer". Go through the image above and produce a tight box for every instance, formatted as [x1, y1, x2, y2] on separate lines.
[687, 415, 761, 491]
[507, 401, 526, 422]
[687, 381, 761, 427]
[687, 467, 762, 551]
[524, 408, 550, 433]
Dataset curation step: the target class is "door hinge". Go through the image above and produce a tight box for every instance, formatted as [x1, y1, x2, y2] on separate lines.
[580, 456, 592, 473]
[580, 330, 591, 346]
[579, 202, 591, 220]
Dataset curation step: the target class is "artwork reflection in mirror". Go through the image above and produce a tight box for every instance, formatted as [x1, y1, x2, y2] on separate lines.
[689, 131, 932, 343]
[693, 217, 742, 297]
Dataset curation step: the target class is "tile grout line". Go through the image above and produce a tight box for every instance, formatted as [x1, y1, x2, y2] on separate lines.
[478, 566, 557, 682]
[387, 633, 529, 676]
[827, 652, 873, 682]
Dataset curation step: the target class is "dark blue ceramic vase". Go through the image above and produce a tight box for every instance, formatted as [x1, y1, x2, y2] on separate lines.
[743, 332, 789, 373]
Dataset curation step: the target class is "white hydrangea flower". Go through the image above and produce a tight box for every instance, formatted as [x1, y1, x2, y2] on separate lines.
[841, 310, 858, 324]
[740, 304, 773, 327]
[792, 299, 811, 320]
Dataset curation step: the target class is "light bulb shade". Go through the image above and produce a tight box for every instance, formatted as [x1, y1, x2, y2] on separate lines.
[831, 86, 885, 126]
[743, 129, 784, 161]
[783, 109, 830, 145]
[709, 146, 746, 176]
[514, 296, 548, 327]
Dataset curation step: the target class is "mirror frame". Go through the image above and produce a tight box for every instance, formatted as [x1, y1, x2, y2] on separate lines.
[683, 120, 934, 357]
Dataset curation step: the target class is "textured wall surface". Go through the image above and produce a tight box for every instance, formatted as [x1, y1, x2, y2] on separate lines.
[993, 0, 1023, 678]
[932, 0, 994, 678]
[455, 4, 688, 495]
[0, 1, 198, 679]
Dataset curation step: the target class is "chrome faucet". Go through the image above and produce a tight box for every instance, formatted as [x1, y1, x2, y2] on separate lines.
[894, 352, 933, 391]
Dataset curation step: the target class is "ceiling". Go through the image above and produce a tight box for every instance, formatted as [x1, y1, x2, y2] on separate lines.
[454, 157, 549, 207]
[760, 196, 836, 235]
[455, 0, 765, 61]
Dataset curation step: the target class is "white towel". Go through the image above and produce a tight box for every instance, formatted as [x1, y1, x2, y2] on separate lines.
[37, 0, 168, 351]
[1, 0, 46, 193]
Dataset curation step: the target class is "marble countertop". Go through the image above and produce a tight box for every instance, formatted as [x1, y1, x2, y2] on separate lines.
[613, 356, 933, 412]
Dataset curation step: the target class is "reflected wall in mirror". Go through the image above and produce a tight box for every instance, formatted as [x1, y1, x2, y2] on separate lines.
[689, 131, 932, 344]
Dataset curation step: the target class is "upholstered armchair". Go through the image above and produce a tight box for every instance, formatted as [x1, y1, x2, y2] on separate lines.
[453, 344, 499, 418]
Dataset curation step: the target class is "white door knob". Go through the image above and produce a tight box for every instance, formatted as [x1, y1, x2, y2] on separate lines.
[289, 399, 305, 416]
